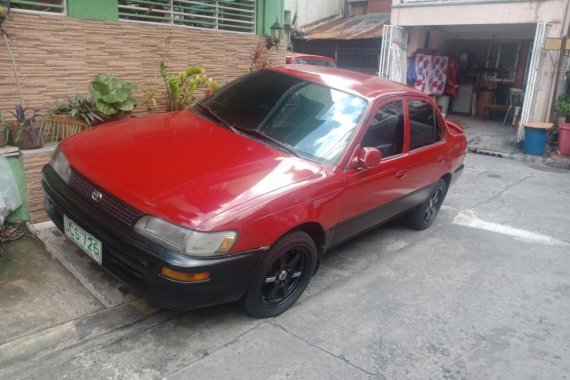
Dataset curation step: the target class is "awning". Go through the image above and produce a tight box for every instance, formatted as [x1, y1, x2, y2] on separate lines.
[301, 13, 390, 41]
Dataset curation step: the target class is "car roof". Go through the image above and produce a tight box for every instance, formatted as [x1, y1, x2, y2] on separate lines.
[286, 52, 335, 62]
[267, 65, 425, 101]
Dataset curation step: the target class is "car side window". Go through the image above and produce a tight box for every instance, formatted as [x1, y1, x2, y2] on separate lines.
[408, 100, 442, 150]
[361, 101, 404, 158]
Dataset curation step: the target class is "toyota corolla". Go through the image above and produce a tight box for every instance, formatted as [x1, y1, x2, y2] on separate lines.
[42, 65, 467, 318]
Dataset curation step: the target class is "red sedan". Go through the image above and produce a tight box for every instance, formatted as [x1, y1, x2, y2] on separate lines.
[42, 65, 466, 318]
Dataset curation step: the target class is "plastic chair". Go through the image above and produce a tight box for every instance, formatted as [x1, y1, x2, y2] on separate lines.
[503, 88, 524, 125]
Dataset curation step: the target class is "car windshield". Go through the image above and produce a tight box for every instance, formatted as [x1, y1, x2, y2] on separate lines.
[195, 70, 367, 164]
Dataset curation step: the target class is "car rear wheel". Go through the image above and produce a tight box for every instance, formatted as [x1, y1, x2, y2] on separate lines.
[241, 230, 317, 318]
[405, 178, 447, 231]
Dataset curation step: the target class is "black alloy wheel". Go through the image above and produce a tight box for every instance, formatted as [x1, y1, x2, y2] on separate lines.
[262, 248, 306, 306]
[241, 230, 317, 318]
[405, 178, 448, 231]
[424, 186, 444, 224]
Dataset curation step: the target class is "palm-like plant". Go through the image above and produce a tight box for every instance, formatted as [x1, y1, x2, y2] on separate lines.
[53, 94, 103, 126]
[159, 60, 219, 112]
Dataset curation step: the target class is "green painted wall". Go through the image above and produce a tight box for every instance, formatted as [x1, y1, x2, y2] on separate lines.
[67, 0, 279, 33]
[67, 0, 119, 21]
[67, 0, 280, 27]
[5, 154, 28, 223]
[256, 0, 284, 37]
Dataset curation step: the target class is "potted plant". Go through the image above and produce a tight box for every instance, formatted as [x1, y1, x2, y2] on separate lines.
[8, 105, 42, 150]
[89, 74, 141, 120]
[53, 94, 103, 126]
[554, 94, 570, 125]
[250, 42, 271, 72]
[41, 94, 102, 143]
[159, 60, 219, 112]
[555, 94, 570, 155]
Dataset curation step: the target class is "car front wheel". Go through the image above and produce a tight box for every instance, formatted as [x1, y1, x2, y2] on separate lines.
[405, 178, 447, 230]
[241, 230, 317, 318]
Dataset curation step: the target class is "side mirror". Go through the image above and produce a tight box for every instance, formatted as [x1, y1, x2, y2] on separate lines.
[358, 147, 382, 169]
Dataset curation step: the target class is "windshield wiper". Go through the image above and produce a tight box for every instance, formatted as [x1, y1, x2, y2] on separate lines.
[235, 127, 300, 158]
[194, 104, 299, 158]
[194, 103, 239, 134]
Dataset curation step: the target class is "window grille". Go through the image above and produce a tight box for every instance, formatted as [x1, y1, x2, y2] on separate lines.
[10, 0, 66, 15]
[118, 0, 256, 34]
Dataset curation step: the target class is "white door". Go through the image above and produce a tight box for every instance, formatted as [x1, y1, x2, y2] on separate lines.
[517, 22, 551, 142]
[378, 25, 408, 84]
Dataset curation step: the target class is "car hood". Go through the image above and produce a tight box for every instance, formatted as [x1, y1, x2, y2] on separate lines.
[61, 111, 323, 229]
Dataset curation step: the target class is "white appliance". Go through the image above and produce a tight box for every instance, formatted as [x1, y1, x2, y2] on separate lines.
[450, 84, 474, 115]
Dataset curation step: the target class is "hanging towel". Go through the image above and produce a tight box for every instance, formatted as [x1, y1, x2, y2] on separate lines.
[429, 55, 448, 96]
[407, 57, 417, 86]
[415, 54, 448, 96]
[415, 54, 430, 93]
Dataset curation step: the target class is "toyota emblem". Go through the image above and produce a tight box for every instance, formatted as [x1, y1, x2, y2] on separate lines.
[91, 190, 103, 203]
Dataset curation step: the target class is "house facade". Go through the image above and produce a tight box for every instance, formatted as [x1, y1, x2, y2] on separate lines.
[284, 0, 343, 31]
[288, 0, 392, 74]
[389, 0, 570, 138]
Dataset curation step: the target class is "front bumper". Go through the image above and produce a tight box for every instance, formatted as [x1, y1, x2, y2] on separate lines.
[41, 165, 265, 310]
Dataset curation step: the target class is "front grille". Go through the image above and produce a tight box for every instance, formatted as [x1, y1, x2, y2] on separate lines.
[105, 251, 146, 283]
[68, 170, 144, 227]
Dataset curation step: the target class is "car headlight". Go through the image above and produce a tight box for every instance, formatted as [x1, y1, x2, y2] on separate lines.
[50, 148, 71, 184]
[134, 216, 237, 257]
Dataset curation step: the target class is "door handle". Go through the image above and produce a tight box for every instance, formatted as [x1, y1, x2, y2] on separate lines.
[396, 170, 407, 178]
[437, 157, 446, 164]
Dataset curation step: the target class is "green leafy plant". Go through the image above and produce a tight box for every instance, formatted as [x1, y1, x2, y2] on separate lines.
[554, 94, 570, 122]
[89, 74, 141, 116]
[53, 94, 103, 126]
[159, 60, 220, 112]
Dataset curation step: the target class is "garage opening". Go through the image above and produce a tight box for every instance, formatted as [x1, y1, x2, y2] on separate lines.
[399, 23, 548, 148]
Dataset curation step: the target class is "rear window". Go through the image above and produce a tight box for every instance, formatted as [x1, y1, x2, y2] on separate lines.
[408, 100, 442, 150]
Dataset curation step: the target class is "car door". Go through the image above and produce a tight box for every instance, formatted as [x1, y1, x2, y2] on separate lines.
[334, 97, 413, 245]
[399, 97, 449, 210]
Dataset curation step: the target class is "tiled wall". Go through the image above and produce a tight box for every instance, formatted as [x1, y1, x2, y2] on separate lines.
[1, 13, 285, 223]
[21, 148, 54, 223]
[1, 12, 285, 115]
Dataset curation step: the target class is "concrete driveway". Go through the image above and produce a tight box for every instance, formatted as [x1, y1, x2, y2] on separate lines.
[15, 153, 570, 379]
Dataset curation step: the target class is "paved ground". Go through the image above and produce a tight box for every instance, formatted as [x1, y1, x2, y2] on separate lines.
[2, 153, 570, 379]
[0, 235, 102, 345]
[451, 115, 570, 169]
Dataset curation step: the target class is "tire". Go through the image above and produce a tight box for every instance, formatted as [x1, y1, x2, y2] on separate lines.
[241, 230, 317, 318]
[405, 178, 448, 231]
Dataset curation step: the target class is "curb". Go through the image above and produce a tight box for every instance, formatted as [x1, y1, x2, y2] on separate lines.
[467, 147, 570, 170]
[30, 224, 138, 308]
[0, 298, 163, 378]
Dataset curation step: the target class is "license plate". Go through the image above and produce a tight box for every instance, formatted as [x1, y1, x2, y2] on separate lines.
[64, 215, 102, 265]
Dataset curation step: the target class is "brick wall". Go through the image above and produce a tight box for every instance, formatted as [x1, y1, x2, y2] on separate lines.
[0, 13, 285, 115]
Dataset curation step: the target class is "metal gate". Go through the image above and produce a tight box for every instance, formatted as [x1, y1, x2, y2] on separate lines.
[378, 25, 408, 84]
[517, 22, 551, 142]
[293, 38, 382, 75]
